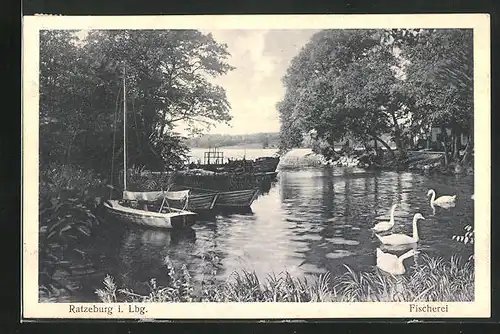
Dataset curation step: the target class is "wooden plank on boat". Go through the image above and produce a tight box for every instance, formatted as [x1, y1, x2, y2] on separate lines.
[167, 192, 219, 211]
[215, 189, 260, 208]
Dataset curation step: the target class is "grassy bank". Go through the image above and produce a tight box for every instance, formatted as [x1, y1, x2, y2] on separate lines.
[95, 253, 474, 303]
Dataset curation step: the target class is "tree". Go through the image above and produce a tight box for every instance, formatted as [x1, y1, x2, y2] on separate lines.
[277, 94, 304, 152]
[278, 29, 407, 159]
[261, 134, 270, 149]
[39, 30, 86, 166]
[278, 28, 474, 165]
[278, 30, 379, 153]
[39, 29, 235, 176]
[401, 29, 473, 164]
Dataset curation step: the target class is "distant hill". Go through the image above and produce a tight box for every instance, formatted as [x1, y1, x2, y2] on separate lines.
[185, 132, 281, 149]
[185, 132, 396, 150]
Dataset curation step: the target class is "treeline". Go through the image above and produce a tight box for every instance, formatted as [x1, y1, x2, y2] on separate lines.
[278, 29, 473, 166]
[40, 30, 234, 177]
[185, 132, 281, 148]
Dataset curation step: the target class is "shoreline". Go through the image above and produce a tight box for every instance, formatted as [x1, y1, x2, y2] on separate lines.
[276, 148, 473, 176]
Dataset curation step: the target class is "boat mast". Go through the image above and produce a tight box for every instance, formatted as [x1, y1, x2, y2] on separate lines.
[123, 64, 127, 191]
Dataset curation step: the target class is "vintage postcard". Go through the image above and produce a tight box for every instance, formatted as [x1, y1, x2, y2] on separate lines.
[22, 14, 490, 319]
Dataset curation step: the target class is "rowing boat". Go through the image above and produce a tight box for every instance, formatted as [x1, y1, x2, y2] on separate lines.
[103, 199, 197, 229]
[170, 186, 260, 209]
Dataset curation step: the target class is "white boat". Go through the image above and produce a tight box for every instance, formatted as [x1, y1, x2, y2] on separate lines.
[103, 199, 196, 229]
[103, 65, 197, 229]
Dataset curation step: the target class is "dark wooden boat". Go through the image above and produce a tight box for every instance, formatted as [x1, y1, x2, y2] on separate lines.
[252, 156, 280, 173]
[165, 171, 275, 195]
[188, 149, 280, 174]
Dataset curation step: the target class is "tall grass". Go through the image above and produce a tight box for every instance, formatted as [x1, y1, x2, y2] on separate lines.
[122, 165, 175, 192]
[95, 253, 474, 303]
[333, 254, 474, 302]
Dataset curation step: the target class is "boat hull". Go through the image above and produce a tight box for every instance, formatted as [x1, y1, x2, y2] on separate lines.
[169, 193, 219, 211]
[253, 157, 280, 173]
[103, 200, 197, 229]
[189, 156, 280, 174]
[170, 186, 260, 209]
[215, 189, 260, 208]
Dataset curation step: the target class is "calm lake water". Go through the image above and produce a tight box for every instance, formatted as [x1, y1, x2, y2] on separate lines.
[60, 149, 474, 302]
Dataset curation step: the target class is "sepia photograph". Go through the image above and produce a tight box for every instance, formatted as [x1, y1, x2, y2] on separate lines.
[22, 14, 490, 319]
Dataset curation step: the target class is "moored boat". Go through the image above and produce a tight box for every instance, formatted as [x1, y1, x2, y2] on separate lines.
[162, 190, 219, 211]
[102, 65, 198, 229]
[187, 148, 280, 174]
[253, 156, 280, 173]
[103, 199, 197, 229]
[215, 188, 260, 208]
[165, 170, 277, 194]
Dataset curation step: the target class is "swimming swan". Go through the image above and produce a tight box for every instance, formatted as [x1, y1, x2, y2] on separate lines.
[372, 204, 398, 232]
[376, 248, 419, 275]
[375, 213, 425, 245]
[427, 189, 456, 207]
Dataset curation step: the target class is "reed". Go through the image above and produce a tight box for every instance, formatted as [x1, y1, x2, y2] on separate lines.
[95, 253, 474, 303]
[39, 164, 104, 300]
[332, 253, 474, 302]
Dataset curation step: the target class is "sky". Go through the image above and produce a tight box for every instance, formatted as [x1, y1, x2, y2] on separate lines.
[179, 29, 319, 136]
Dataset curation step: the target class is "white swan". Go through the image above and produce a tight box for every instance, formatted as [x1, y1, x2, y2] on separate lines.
[376, 248, 419, 275]
[375, 213, 425, 245]
[427, 189, 456, 207]
[372, 204, 398, 232]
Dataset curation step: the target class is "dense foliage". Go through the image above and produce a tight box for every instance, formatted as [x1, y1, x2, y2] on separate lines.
[40, 29, 235, 176]
[278, 29, 473, 166]
[185, 132, 281, 149]
[39, 165, 105, 299]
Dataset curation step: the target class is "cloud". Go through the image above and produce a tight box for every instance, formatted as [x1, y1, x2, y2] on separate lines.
[204, 29, 316, 135]
[233, 30, 278, 81]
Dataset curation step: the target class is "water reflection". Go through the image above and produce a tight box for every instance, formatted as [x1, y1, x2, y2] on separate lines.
[375, 247, 419, 275]
[117, 227, 197, 295]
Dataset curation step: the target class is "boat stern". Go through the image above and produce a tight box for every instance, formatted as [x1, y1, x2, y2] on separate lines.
[170, 211, 198, 229]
